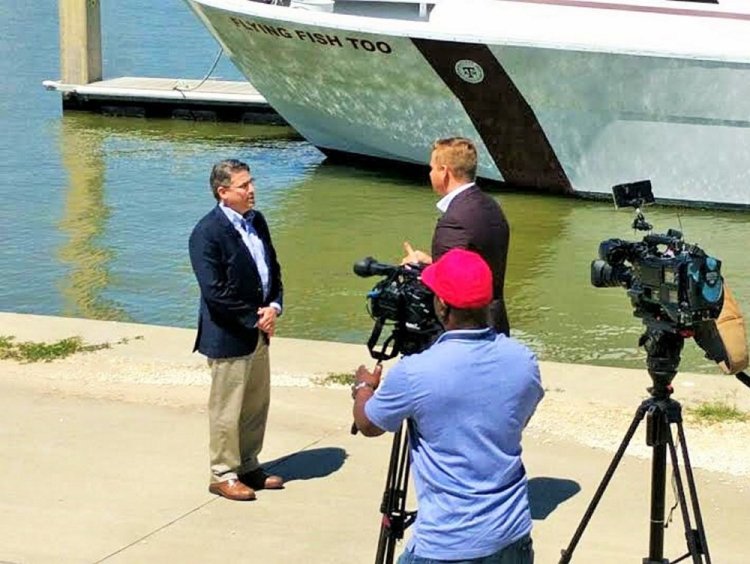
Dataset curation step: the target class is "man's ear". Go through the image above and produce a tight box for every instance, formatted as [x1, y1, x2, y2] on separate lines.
[216, 185, 228, 203]
[440, 166, 452, 190]
[435, 297, 449, 322]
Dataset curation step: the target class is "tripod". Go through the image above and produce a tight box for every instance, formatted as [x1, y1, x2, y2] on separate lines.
[559, 329, 711, 564]
[375, 421, 417, 564]
[349, 322, 421, 564]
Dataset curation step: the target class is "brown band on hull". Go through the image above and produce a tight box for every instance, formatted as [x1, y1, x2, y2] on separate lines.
[413, 38, 572, 193]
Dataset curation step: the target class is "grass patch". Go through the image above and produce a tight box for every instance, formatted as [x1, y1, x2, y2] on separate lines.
[0, 335, 142, 363]
[688, 400, 748, 424]
[318, 371, 355, 386]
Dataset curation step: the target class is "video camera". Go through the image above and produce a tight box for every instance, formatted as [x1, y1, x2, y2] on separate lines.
[590, 181, 724, 332]
[353, 257, 443, 361]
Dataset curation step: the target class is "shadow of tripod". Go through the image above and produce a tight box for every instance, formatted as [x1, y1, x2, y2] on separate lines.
[559, 329, 711, 564]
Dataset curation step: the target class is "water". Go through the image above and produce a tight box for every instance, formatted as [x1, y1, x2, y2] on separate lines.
[1, 0, 749, 374]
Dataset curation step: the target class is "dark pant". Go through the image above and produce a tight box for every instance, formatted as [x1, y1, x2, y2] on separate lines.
[397, 535, 533, 564]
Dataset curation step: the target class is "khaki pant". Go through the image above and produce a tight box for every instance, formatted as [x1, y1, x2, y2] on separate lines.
[207, 338, 270, 484]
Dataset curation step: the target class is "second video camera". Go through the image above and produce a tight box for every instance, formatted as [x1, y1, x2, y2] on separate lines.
[591, 181, 724, 331]
[354, 257, 443, 360]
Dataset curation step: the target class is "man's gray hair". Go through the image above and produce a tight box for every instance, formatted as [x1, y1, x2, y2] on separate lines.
[210, 159, 250, 201]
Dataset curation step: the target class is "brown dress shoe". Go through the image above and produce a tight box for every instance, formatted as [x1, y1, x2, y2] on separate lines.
[208, 479, 256, 501]
[239, 468, 285, 490]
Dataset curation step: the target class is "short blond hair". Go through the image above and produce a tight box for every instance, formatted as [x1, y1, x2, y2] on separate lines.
[431, 137, 477, 181]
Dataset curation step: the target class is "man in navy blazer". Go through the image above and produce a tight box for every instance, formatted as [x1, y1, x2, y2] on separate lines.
[404, 137, 510, 336]
[189, 159, 284, 501]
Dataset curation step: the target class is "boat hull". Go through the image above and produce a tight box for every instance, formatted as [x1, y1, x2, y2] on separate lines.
[187, 0, 750, 207]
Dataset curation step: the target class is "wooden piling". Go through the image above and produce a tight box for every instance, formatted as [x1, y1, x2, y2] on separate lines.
[59, 0, 102, 85]
[49, 0, 280, 123]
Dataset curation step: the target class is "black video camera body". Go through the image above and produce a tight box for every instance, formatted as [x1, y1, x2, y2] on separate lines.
[592, 220, 723, 331]
[591, 180, 724, 332]
[354, 257, 443, 360]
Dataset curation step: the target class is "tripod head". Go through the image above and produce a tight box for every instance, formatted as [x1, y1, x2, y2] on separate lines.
[639, 328, 685, 400]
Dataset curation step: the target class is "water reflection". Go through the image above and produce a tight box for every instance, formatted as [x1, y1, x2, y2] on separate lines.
[56, 113, 302, 144]
[58, 116, 128, 321]
[269, 163, 575, 348]
[35, 114, 750, 373]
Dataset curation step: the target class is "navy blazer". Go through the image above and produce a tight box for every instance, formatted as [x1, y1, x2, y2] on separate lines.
[189, 206, 283, 358]
[431, 184, 510, 335]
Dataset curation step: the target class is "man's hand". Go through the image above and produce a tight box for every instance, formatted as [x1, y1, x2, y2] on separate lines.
[352, 363, 385, 437]
[354, 363, 383, 391]
[257, 306, 278, 336]
[401, 241, 432, 266]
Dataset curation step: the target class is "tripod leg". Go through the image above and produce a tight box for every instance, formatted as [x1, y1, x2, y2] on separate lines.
[376, 427, 403, 564]
[665, 427, 702, 564]
[375, 425, 412, 564]
[559, 402, 648, 564]
[646, 440, 668, 564]
[675, 421, 712, 564]
[384, 440, 410, 564]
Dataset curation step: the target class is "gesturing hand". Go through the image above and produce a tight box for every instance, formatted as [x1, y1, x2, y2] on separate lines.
[401, 241, 432, 266]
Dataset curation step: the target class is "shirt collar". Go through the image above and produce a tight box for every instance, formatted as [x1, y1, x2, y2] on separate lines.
[219, 203, 255, 227]
[436, 182, 474, 213]
[435, 327, 496, 344]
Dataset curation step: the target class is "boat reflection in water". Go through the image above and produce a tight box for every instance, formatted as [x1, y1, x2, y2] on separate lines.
[185, 0, 750, 208]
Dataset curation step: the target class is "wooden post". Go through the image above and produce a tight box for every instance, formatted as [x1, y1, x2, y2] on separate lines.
[59, 0, 102, 85]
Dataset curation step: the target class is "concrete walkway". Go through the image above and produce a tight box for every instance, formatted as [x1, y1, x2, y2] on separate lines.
[0, 313, 748, 563]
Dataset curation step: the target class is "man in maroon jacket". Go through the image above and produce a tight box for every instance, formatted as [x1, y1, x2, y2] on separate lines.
[403, 137, 510, 336]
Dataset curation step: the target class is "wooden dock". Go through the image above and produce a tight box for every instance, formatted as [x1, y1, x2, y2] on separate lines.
[44, 76, 284, 124]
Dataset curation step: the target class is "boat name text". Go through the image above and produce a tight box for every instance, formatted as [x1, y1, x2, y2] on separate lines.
[229, 17, 393, 54]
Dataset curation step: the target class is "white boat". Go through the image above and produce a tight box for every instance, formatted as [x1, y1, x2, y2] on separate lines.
[184, 0, 750, 208]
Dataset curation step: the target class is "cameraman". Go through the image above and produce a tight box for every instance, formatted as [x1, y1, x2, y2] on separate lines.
[353, 249, 543, 564]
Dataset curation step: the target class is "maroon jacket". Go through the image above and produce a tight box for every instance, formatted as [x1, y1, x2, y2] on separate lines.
[431, 184, 510, 335]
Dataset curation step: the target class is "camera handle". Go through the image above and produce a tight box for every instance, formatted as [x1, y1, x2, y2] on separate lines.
[367, 317, 400, 362]
[351, 317, 405, 436]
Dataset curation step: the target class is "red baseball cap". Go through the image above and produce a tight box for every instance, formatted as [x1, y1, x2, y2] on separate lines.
[420, 249, 493, 308]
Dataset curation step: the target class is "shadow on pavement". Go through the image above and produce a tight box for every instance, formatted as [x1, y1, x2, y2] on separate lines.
[528, 476, 581, 520]
[265, 447, 348, 482]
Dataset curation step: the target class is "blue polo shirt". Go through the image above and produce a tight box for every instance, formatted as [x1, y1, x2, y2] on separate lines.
[364, 328, 543, 561]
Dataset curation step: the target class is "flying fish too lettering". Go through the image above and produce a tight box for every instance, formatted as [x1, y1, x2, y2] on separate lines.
[229, 17, 392, 53]
[412, 39, 572, 193]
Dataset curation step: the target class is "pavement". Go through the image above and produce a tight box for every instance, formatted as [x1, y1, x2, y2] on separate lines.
[0, 312, 749, 563]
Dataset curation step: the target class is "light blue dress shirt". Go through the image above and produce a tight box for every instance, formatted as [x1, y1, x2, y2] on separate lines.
[219, 204, 281, 314]
[365, 328, 543, 560]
